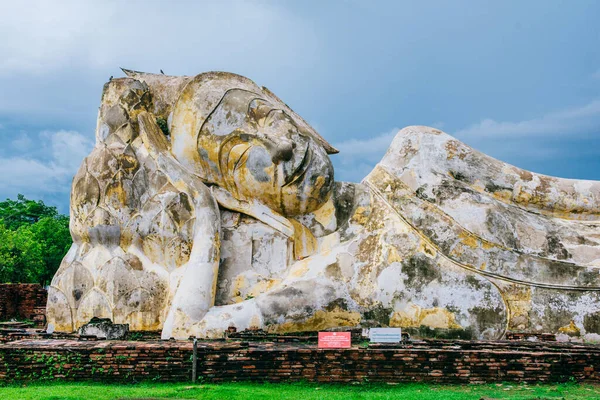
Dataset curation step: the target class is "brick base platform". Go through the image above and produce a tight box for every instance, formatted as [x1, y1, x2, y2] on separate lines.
[0, 339, 598, 384]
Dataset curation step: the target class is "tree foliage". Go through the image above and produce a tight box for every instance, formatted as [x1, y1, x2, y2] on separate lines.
[0, 194, 59, 229]
[0, 195, 71, 285]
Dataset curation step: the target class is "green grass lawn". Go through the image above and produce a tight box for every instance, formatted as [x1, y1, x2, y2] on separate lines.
[0, 382, 599, 400]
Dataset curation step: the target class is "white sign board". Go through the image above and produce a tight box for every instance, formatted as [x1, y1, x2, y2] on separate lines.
[369, 328, 401, 343]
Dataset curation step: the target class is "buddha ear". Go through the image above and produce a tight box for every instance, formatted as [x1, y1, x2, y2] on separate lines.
[211, 186, 294, 237]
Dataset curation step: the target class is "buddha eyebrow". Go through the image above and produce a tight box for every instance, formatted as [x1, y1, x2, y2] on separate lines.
[200, 88, 264, 133]
[262, 108, 292, 127]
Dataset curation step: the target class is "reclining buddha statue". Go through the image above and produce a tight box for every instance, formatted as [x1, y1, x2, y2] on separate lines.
[47, 70, 600, 340]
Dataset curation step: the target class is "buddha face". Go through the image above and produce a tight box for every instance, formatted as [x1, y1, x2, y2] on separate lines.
[197, 89, 334, 216]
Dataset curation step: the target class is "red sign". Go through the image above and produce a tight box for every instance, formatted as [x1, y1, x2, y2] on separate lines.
[318, 332, 351, 348]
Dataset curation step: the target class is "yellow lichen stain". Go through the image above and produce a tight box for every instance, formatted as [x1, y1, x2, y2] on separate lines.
[105, 179, 129, 206]
[499, 284, 532, 330]
[471, 180, 486, 193]
[418, 241, 437, 258]
[247, 278, 281, 298]
[558, 320, 581, 336]
[492, 190, 513, 202]
[117, 152, 139, 174]
[210, 262, 219, 306]
[481, 241, 495, 250]
[171, 180, 189, 194]
[507, 182, 591, 220]
[445, 140, 469, 160]
[212, 231, 220, 263]
[314, 175, 326, 192]
[458, 231, 479, 249]
[351, 206, 370, 226]
[389, 304, 421, 327]
[231, 275, 247, 303]
[386, 246, 403, 264]
[449, 245, 464, 258]
[389, 305, 462, 330]
[312, 196, 336, 229]
[479, 262, 486, 271]
[290, 219, 318, 260]
[267, 307, 361, 333]
[289, 260, 310, 278]
[513, 187, 532, 205]
[419, 308, 462, 329]
[445, 141, 457, 160]
[120, 229, 133, 251]
[124, 312, 163, 331]
[166, 237, 192, 269]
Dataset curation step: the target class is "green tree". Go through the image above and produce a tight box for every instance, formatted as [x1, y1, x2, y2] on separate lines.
[29, 215, 71, 284]
[0, 194, 59, 229]
[0, 222, 45, 283]
[0, 195, 71, 285]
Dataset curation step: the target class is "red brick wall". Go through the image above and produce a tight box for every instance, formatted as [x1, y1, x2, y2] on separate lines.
[0, 339, 598, 384]
[0, 284, 47, 323]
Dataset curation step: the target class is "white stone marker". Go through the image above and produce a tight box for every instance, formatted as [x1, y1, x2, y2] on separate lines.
[369, 328, 402, 343]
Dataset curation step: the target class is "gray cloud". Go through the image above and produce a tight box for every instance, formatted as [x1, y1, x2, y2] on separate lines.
[0, 0, 322, 135]
[0, 130, 93, 211]
[0, 1, 318, 77]
[332, 128, 399, 182]
[333, 98, 600, 184]
[10, 132, 33, 152]
[454, 100, 600, 139]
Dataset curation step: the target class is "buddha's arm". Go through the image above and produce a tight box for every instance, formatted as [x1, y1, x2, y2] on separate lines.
[138, 112, 222, 338]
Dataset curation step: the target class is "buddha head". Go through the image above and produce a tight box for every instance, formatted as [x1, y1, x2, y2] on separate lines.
[169, 72, 337, 216]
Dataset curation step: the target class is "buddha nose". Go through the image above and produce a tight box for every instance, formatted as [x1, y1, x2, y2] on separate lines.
[270, 139, 295, 164]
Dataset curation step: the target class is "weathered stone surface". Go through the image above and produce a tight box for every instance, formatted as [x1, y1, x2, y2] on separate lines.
[78, 317, 129, 339]
[47, 70, 600, 341]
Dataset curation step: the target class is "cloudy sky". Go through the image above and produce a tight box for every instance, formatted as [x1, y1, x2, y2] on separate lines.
[1, 0, 599, 212]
